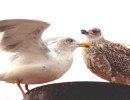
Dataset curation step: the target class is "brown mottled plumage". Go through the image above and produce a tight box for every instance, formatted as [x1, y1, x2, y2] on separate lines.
[81, 28, 130, 84]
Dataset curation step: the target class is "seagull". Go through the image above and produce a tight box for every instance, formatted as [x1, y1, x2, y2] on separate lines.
[81, 28, 130, 85]
[0, 19, 90, 96]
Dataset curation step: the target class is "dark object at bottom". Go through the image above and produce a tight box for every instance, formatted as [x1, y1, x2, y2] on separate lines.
[23, 81, 130, 100]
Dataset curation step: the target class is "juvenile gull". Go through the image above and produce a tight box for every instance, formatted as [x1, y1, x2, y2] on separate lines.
[81, 28, 130, 85]
[0, 19, 90, 96]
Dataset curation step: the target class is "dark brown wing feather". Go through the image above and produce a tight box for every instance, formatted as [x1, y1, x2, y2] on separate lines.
[102, 41, 130, 76]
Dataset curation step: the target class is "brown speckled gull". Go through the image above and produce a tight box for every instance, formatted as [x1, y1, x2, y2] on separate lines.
[81, 28, 130, 85]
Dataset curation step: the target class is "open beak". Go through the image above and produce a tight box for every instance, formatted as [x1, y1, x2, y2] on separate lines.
[78, 43, 91, 48]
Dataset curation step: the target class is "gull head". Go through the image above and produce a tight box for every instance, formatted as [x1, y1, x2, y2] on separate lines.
[56, 37, 90, 52]
[81, 28, 104, 41]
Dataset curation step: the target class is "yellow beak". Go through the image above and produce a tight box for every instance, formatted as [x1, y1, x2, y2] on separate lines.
[78, 43, 91, 48]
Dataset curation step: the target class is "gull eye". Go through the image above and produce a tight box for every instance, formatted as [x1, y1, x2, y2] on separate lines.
[66, 38, 74, 43]
[92, 30, 98, 34]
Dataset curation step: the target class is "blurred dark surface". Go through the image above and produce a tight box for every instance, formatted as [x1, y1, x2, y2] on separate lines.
[23, 81, 130, 100]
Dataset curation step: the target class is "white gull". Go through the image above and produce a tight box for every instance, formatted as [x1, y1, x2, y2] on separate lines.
[0, 19, 90, 96]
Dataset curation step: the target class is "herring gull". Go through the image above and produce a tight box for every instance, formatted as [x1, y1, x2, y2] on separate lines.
[81, 28, 130, 85]
[0, 19, 90, 96]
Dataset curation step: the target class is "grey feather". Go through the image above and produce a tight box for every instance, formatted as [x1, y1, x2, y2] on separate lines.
[43, 37, 63, 45]
[0, 19, 50, 53]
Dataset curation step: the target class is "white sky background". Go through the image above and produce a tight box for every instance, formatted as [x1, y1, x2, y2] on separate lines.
[0, 0, 130, 99]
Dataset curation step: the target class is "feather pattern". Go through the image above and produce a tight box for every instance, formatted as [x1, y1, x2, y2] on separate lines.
[82, 28, 130, 84]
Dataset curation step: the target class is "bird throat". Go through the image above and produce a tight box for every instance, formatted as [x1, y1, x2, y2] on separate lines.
[87, 36, 105, 47]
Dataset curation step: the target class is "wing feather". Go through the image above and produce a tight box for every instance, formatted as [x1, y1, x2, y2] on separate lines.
[103, 42, 130, 75]
[0, 19, 50, 52]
